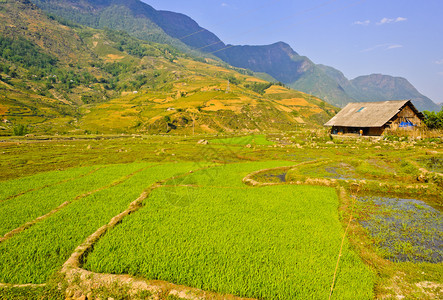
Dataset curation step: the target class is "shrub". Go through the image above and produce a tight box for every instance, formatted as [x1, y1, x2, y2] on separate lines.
[12, 124, 28, 136]
[423, 108, 443, 129]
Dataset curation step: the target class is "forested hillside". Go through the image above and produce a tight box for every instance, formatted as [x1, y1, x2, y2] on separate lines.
[0, 0, 336, 135]
[28, 0, 440, 112]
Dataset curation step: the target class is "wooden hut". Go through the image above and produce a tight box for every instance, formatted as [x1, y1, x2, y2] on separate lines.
[324, 100, 424, 136]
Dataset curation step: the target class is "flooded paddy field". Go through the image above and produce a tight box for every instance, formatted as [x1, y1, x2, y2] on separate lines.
[354, 196, 442, 263]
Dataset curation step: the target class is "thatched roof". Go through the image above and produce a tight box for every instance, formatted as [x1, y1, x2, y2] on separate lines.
[324, 100, 422, 127]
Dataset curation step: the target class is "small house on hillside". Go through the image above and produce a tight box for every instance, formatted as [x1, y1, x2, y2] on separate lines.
[324, 100, 424, 136]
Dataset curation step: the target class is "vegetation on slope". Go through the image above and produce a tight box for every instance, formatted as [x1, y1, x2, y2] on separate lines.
[0, 0, 335, 136]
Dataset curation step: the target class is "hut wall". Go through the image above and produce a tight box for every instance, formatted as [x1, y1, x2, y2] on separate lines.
[368, 127, 384, 136]
[390, 105, 422, 129]
[331, 126, 384, 136]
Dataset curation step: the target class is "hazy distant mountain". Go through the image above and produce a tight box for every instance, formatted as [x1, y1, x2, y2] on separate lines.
[286, 64, 355, 108]
[30, 0, 440, 111]
[313, 66, 441, 112]
[348, 74, 440, 112]
[217, 42, 308, 83]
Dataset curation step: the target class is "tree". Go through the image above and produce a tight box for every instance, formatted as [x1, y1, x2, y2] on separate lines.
[423, 108, 443, 129]
[13, 124, 28, 136]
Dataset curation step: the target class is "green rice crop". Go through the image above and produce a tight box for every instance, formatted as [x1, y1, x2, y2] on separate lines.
[0, 162, 197, 284]
[0, 165, 97, 201]
[85, 184, 374, 299]
[0, 163, 151, 236]
[0, 285, 62, 300]
[164, 161, 293, 188]
[210, 134, 273, 145]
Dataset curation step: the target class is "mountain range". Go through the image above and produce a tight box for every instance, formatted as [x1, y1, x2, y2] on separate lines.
[0, 0, 337, 135]
[29, 0, 441, 112]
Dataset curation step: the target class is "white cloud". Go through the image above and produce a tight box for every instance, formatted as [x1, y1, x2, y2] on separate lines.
[221, 2, 228, 7]
[362, 43, 403, 52]
[353, 20, 370, 26]
[435, 59, 443, 65]
[377, 17, 392, 25]
[387, 44, 403, 49]
[377, 17, 407, 25]
[362, 44, 387, 52]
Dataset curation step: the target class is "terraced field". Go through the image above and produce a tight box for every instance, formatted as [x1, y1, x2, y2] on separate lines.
[0, 159, 373, 298]
[84, 163, 374, 299]
[0, 162, 198, 283]
[0, 134, 441, 299]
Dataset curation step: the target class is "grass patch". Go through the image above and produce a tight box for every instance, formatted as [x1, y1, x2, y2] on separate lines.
[0, 163, 148, 236]
[210, 134, 274, 146]
[0, 165, 97, 201]
[0, 135, 441, 298]
[0, 285, 63, 300]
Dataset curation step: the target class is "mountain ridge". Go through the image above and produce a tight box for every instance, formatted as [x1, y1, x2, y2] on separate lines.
[28, 0, 440, 112]
[0, 0, 336, 135]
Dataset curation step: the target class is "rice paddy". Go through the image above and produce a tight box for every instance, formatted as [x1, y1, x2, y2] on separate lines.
[0, 162, 197, 283]
[355, 196, 443, 263]
[0, 163, 146, 236]
[84, 182, 374, 299]
[0, 133, 441, 299]
[210, 134, 274, 146]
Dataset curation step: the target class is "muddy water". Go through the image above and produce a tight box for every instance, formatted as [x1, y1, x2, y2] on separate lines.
[355, 196, 443, 263]
[264, 172, 287, 182]
[324, 166, 357, 180]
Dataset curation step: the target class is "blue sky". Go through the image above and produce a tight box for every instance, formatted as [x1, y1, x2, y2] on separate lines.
[143, 0, 443, 105]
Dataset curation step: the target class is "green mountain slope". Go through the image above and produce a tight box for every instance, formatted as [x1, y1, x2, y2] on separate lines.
[0, 0, 335, 135]
[29, 0, 221, 57]
[30, 0, 440, 112]
[289, 64, 355, 108]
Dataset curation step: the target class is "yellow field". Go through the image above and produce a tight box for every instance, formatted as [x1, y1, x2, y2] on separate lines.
[265, 85, 288, 94]
[0, 104, 8, 116]
[106, 54, 125, 61]
[276, 98, 312, 106]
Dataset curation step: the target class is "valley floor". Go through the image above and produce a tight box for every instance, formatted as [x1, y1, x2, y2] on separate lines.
[0, 132, 441, 299]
